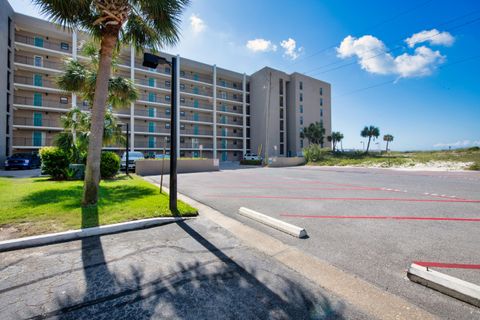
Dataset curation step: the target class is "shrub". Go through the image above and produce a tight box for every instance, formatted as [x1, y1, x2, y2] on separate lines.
[100, 152, 120, 178]
[468, 162, 480, 171]
[39, 147, 69, 180]
[303, 144, 331, 162]
[240, 159, 262, 165]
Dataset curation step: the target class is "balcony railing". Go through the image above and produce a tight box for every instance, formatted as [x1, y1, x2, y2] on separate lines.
[180, 86, 212, 97]
[14, 95, 70, 109]
[137, 94, 170, 104]
[134, 125, 171, 134]
[181, 114, 213, 122]
[180, 143, 214, 149]
[180, 99, 213, 110]
[217, 105, 244, 115]
[217, 92, 243, 103]
[217, 79, 242, 91]
[14, 75, 59, 89]
[135, 109, 170, 118]
[15, 34, 72, 54]
[13, 136, 54, 147]
[14, 116, 62, 128]
[217, 131, 243, 138]
[180, 72, 212, 84]
[135, 78, 171, 91]
[181, 128, 213, 136]
[14, 55, 65, 70]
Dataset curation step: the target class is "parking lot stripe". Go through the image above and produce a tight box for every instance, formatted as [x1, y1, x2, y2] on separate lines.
[207, 194, 480, 203]
[279, 214, 480, 222]
[413, 261, 480, 270]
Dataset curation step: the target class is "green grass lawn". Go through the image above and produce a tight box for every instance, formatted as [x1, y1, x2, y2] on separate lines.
[0, 174, 197, 237]
[306, 148, 480, 170]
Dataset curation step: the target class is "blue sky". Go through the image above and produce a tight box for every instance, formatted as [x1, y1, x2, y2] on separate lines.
[9, 0, 480, 151]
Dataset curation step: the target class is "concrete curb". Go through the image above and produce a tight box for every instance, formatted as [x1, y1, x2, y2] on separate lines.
[238, 207, 307, 238]
[407, 263, 480, 307]
[0, 217, 185, 252]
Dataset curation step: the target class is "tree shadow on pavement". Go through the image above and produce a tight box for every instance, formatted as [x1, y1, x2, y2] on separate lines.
[43, 220, 346, 319]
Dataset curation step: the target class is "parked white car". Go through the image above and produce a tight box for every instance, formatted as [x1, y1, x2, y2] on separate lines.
[120, 151, 145, 170]
[243, 153, 262, 161]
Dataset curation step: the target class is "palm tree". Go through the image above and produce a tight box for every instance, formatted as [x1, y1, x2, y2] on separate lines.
[300, 122, 326, 147]
[34, 0, 189, 207]
[360, 125, 380, 154]
[327, 131, 344, 152]
[383, 134, 394, 152]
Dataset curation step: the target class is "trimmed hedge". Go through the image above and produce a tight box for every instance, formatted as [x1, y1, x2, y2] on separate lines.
[240, 159, 262, 165]
[39, 147, 69, 180]
[101, 152, 120, 178]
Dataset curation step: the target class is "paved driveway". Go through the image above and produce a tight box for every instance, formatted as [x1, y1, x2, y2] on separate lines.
[149, 166, 480, 319]
[0, 168, 41, 178]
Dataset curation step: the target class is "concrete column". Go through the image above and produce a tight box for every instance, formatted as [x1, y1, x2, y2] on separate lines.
[242, 73, 247, 156]
[71, 31, 77, 108]
[212, 65, 217, 159]
[130, 45, 135, 150]
[176, 55, 181, 156]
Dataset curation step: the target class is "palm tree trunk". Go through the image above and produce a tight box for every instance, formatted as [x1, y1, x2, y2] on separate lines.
[82, 33, 118, 206]
[366, 137, 371, 153]
[385, 141, 389, 153]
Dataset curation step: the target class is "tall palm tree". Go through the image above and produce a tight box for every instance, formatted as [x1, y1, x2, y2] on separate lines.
[327, 131, 344, 152]
[383, 134, 394, 152]
[360, 125, 380, 154]
[34, 0, 190, 207]
[300, 122, 326, 147]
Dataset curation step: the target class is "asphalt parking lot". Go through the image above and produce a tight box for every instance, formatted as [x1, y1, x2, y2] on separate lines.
[150, 165, 480, 319]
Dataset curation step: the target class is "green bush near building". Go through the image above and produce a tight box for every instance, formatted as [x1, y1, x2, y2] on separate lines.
[39, 147, 69, 180]
[101, 152, 121, 178]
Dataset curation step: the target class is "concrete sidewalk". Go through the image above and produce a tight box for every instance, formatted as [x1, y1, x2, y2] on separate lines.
[0, 214, 366, 319]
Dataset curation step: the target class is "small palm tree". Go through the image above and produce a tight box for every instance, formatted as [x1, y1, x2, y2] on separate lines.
[360, 125, 380, 154]
[300, 122, 326, 147]
[34, 0, 189, 207]
[383, 134, 394, 152]
[327, 131, 344, 152]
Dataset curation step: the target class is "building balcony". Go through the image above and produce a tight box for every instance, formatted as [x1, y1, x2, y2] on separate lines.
[181, 128, 214, 137]
[15, 34, 72, 55]
[181, 114, 213, 123]
[135, 78, 171, 92]
[12, 136, 55, 148]
[180, 99, 213, 111]
[180, 86, 213, 98]
[180, 143, 213, 150]
[14, 55, 64, 72]
[180, 72, 212, 85]
[134, 125, 170, 135]
[13, 95, 70, 111]
[134, 109, 170, 119]
[14, 75, 63, 93]
[13, 116, 62, 130]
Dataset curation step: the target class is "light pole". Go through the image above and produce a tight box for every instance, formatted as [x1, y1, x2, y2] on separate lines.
[143, 53, 178, 212]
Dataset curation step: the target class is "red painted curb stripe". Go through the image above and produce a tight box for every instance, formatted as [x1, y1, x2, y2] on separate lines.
[207, 186, 386, 191]
[279, 214, 480, 222]
[207, 195, 480, 203]
[413, 261, 480, 269]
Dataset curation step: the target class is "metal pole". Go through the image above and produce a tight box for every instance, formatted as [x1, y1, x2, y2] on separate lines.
[126, 123, 129, 176]
[160, 138, 166, 194]
[169, 57, 178, 212]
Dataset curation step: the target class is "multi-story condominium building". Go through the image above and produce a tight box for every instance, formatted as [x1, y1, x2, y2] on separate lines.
[0, 0, 331, 165]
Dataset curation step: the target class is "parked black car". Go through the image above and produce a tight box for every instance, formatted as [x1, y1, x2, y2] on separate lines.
[4, 153, 41, 170]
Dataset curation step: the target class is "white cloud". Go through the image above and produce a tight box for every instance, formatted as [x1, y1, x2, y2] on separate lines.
[433, 140, 480, 148]
[405, 29, 455, 48]
[337, 34, 446, 78]
[280, 38, 304, 60]
[189, 14, 206, 34]
[246, 38, 277, 53]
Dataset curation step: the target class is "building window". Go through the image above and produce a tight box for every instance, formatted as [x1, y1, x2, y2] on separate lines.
[82, 100, 89, 107]
[299, 81, 303, 90]
[34, 36, 44, 48]
[33, 74, 43, 87]
[299, 93, 303, 102]
[233, 105, 237, 111]
[5, 137, 10, 156]
[60, 97, 68, 104]
[148, 122, 155, 132]
[300, 116, 303, 125]
[279, 79, 283, 95]
[33, 131, 43, 146]
[165, 108, 170, 116]
[180, 151, 185, 157]
[180, 137, 185, 143]
[180, 97, 185, 104]
[33, 93, 43, 106]
[148, 92, 156, 102]
[180, 70, 185, 77]
[148, 136, 155, 148]
[180, 83, 185, 90]
[165, 123, 170, 129]
[180, 111, 185, 117]
[148, 77, 155, 87]
[165, 95, 171, 102]
[220, 80, 226, 87]
[280, 144, 284, 154]
[60, 42, 69, 51]
[7, 71, 10, 90]
[165, 80, 171, 88]
[148, 107, 156, 117]
[320, 87, 323, 95]
[7, 50, 11, 69]
[280, 109, 284, 119]
[279, 97, 283, 107]
[220, 91, 227, 99]
[6, 93, 10, 112]
[7, 17, 12, 47]
[165, 66, 171, 74]
[320, 109, 323, 117]
[34, 56, 43, 67]
[233, 94, 238, 100]
[300, 105, 303, 113]
[280, 133, 284, 143]
[180, 124, 185, 130]
[320, 98, 323, 106]
[300, 139, 304, 148]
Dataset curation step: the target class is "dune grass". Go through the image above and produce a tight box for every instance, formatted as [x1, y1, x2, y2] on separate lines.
[0, 174, 197, 237]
